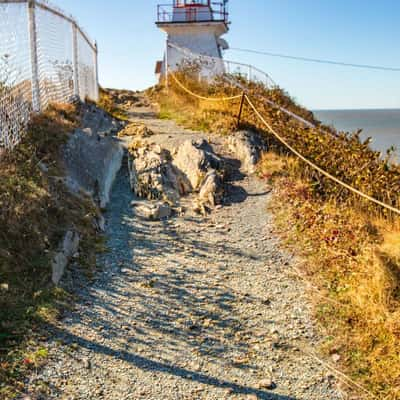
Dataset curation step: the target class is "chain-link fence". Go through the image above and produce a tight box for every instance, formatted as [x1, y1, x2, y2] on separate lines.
[0, 0, 99, 150]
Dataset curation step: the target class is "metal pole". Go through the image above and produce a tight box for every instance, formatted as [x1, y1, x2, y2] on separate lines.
[93, 41, 99, 101]
[72, 22, 80, 100]
[28, 0, 40, 112]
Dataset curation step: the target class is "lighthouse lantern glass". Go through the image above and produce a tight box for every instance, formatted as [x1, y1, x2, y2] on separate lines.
[174, 0, 210, 7]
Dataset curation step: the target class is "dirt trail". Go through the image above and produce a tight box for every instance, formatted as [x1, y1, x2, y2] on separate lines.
[26, 98, 343, 400]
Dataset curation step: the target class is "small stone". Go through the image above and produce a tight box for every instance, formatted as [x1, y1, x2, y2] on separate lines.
[233, 356, 249, 365]
[132, 201, 172, 220]
[331, 353, 341, 363]
[0, 283, 9, 291]
[82, 357, 91, 369]
[257, 378, 276, 390]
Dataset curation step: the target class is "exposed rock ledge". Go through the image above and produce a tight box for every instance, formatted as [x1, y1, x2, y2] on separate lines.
[128, 139, 226, 218]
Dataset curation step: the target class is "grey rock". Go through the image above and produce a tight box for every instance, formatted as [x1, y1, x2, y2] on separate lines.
[63, 103, 124, 208]
[198, 170, 222, 209]
[94, 214, 106, 232]
[172, 139, 224, 191]
[257, 378, 276, 390]
[131, 201, 172, 220]
[52, 230, 80, 285]
[227, 130, 266, 174]
[128, 146, 189, 204]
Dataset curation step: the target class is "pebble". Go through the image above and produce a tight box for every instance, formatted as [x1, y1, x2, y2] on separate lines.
[257, 378, 276, 390]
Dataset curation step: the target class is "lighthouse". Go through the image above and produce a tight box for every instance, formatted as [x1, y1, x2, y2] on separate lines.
[155, 0, 229, 79]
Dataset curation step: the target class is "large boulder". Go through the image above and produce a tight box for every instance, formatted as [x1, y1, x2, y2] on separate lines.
[172, 139, 224, 190]
[128, 145, 190, 204]
[227, 130, 266, 174]
[129, 139, 226, 214]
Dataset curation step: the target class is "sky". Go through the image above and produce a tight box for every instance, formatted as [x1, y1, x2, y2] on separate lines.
[57, 0, 400, 110]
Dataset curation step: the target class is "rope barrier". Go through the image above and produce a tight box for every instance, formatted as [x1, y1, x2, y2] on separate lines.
[244, 95, 400, 216]
[167, 71, 400, 215]
[169, 72, 242, 102]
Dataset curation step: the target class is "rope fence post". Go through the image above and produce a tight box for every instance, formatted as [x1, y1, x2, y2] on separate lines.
[72, 21, 80, 100]
[27, 0, 40, 112]
[237, 92, 245, 128]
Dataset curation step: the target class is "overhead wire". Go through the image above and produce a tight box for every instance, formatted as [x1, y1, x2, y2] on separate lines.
[229, 47, 400, 72]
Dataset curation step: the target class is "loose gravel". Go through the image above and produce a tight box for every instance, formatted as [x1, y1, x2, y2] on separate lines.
[26, 105, 344, 400]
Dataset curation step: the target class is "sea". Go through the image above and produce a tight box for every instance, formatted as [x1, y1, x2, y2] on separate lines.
[313, 109, 400, 163]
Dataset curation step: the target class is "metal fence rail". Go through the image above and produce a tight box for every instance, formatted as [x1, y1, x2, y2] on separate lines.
[0, 0, 99, 150]
[166, 41, 276, 87]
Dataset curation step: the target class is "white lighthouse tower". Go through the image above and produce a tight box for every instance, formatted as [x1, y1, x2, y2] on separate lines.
[155, 0, 229, 79]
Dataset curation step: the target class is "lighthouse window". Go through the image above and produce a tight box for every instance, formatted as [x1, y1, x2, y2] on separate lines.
[175, 0, 210, 6]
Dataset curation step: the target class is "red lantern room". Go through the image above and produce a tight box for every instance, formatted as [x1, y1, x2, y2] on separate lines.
[157, 0, 229, 24]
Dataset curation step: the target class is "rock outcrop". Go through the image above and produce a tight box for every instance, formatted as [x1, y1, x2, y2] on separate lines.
[227, 130, 266, 174]
[128, 145, 190, 205]
[128, 139, 226, 217]
[172, 139, 224, 191]
[63, 104, 124, 208]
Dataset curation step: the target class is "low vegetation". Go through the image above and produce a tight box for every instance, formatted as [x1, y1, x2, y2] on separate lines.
[153, 71, 400, 399]
[98, 87, 129, 121]
[0, 104, 100, 399]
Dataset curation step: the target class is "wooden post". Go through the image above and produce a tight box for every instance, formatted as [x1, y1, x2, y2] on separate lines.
[28, 0, 40, 112]
[237, 92, 245, 128]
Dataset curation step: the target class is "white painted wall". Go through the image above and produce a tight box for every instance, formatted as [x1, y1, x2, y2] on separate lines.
[162, 24, 227, 77]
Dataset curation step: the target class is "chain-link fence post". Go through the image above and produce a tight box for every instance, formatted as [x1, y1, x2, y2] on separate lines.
[72, 21, 80, 100]
[94, 41, 99, 101]
[165, 40, 169, 91]
[28, 0, 40, 112]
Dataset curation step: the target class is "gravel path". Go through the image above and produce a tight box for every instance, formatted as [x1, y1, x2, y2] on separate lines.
[26, 105, 344, 400]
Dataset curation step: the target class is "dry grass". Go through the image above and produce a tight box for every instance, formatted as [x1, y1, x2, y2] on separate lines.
[0, 103, 100, 399]
[153, 74, 400, 399]
[98, 87, 129, 121]
[258, 153, 400, 399]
